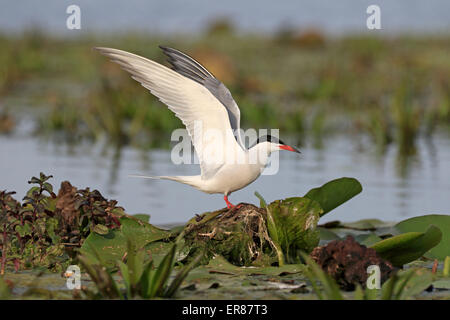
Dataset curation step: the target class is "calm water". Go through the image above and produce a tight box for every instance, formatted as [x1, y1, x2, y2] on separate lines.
[1, 0, 449, 35]
[1, 120, 449, 226]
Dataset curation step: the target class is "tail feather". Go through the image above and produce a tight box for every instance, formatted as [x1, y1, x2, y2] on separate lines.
[129, 174, 204, 190]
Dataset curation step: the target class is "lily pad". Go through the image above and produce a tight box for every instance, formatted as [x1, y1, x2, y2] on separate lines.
[79, 216, 171, 266]
[205, 255, 305, 276]
[304, 177, 362, 216]
[132, 214, 151, 223]
[370, 225, 442, 267]
[340, 219, 393, 230]
[318, 227, 340, 242]
[432, 279, 450, 290]
[395, 215, 450, 260]
[355, 233, 382, 247]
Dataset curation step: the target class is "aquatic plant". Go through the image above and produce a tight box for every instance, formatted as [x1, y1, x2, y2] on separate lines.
[310, 235, 397, 291]
[0, 173, 124, 273]
[0, 173, 448, 299]
[302, 253, 434, 300]
[179, 178, 362, 267]
[78, 237, 203, 299]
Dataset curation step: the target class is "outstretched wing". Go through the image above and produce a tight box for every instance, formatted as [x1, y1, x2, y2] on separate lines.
[95, 47, 240, 179]
[159, 46, 244, 149]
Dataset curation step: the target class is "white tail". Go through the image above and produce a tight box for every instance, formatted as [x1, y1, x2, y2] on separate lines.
[129, 174, 205, 191]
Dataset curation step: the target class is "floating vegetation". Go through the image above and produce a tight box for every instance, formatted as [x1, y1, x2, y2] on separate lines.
[1, 173, 449, 299]
[78, 238, 203, 299]
[0, 173, 124, 273]
[310, 235, 397, 291]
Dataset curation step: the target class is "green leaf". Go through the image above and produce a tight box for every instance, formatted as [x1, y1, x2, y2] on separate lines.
[125, 238, 145, 286]
[267, 197, 322, 263]
[444, 256, 450, 277]
[117, 260, 131, 296]
[390, 269, 433, 300]
[256, 191, 285, 266]
[300, 253, 344, 300]
[164, 251, 204, 297]
[79, 217, 170, 266]
[355, 233, 382, 247]
[132, 214, 151, 223]
[304, 177, 362, 216]
[204, 255, 304, 276]
[92, 224, 109, 235]
[395, 214, 450, 260]
[140, 260, 154, 298]
[0, 277, 11, 300]
[370, 225, 442, 267]
[432, 279, 450, 290]
[16, 222, 32, 237]
[26, 186, 40, 198]
[42, 182, 53, 194]
[149, 243, 177, 297]
[318, 227, 340, 241]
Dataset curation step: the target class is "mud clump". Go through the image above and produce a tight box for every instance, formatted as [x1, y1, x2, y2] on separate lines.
[184, 204, 276, 267]
[310, 235, 397, 291]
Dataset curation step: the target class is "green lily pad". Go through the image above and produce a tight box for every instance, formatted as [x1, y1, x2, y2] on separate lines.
[205, 255, 305, 276]
[79, 216, 171, 266]
[340, 219, 394, 230]
[370, 225, 442, 267]
[304, 177, 362, 216]
[318, 227, 340, 241]
[432, 279, 450, 290]
[132, 214, 151, 223]
[395, 215, 450, 260]
[355, 233, 382, 247]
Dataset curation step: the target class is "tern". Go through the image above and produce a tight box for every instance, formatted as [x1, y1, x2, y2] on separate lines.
[95, 46, 300, 208]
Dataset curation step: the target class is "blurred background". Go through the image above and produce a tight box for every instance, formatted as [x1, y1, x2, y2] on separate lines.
[0, 0, 449, 225]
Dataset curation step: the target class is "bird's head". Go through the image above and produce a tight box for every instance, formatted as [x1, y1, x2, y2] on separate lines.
[255, 135, 301, 154]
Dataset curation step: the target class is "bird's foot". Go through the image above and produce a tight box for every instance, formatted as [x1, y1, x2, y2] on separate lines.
[224, 196, 243, 210]
[224, 195, 234, 209]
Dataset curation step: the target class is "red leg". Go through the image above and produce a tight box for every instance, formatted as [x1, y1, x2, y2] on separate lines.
[224, 195, 243, 210]
[224, 195, 234, 209]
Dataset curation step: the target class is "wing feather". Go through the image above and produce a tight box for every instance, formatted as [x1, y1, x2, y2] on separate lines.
[159, 46, 244, 149]
[95, 47, 241, 179]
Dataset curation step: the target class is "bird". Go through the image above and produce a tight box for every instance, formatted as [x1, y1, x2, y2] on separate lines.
[95, 45, 301, 209]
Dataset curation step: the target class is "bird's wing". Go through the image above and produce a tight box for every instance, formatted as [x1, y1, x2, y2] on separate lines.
[95, 47, 240, 179]
[159, 46, 245, 149]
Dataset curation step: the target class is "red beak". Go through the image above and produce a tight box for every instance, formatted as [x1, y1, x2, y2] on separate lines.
[279, 145, 301, 153]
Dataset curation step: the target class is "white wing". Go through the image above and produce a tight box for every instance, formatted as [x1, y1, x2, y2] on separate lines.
[95, 47, 241, 179]
[159, 46, 245, 149]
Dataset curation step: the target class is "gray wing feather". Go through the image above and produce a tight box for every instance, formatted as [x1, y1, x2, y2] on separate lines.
[159, 46, 244, 149]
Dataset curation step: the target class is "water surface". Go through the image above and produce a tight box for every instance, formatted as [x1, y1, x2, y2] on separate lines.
[1, 122, 449, 226]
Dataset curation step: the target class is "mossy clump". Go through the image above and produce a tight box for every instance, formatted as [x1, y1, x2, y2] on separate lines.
[183, 204, 277, 267]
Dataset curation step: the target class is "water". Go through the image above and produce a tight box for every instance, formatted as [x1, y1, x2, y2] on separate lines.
[0, 0, 449, 36]
[1, 121, 449, 226]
